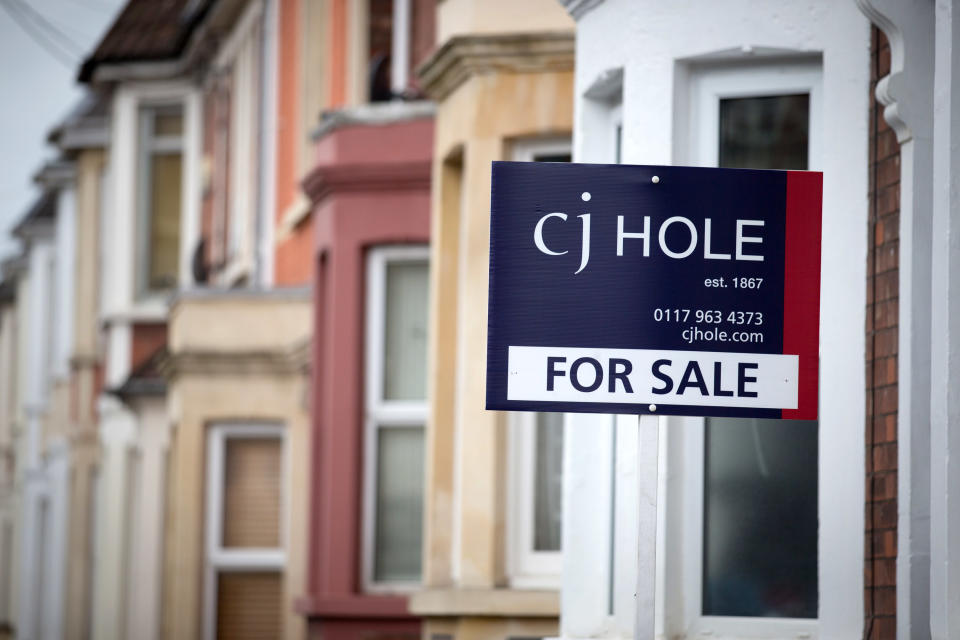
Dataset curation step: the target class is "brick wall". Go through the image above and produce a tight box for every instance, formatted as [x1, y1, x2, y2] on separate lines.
[864, 25, 899, 640]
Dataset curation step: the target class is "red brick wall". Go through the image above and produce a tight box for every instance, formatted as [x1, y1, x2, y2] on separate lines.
[865, 25, 899, 640]
[409, 0, 436, 94]
[130, 323, 168, 372]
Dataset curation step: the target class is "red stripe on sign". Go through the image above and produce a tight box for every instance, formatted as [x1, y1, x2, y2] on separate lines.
[782, 171, 823, 420]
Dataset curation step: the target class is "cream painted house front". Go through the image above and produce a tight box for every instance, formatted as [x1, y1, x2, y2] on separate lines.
[163, 290, 311, 640]
[411, 2, 575, 640]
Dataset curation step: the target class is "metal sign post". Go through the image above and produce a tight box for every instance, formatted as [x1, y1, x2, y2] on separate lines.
[636, 413, 658, 640]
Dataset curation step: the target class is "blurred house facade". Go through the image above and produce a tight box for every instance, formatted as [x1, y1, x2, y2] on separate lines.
[408, 2, 574, 640]
[77, 3, 200, 639]
[76, 1, 315, 639]
[0, 259, 17, 638]
[295, 3, 434, 640]
[25, 164, 75, 640]
[3, 126, 106, 637]
[0, 263, 15, 638]
[47, 95, 110, 640]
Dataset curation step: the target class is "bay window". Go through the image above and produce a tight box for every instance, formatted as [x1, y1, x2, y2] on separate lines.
[670, 60, 823, 637]
[363, 246, 429, 588]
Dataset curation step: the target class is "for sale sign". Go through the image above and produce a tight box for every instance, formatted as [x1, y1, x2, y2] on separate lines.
[485, 162, 821, 419]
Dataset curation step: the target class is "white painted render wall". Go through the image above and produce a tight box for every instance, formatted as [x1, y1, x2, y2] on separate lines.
[90, 79, 201, 640]
[90, 396, 136, 640]
[562, 1, 869, 639]
[12, 180, 79, 640]
[9, 269, 31, 633]
[17, 238, 55, 640]
[124, 396, 170, 640]
[39, 440, 70, 640]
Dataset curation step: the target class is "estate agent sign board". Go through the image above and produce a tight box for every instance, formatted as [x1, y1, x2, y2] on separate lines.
[485, 162, 822, 420]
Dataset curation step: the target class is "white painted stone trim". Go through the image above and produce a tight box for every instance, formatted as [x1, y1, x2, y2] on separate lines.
[362, 246, 430, 593]
[929, 2, 960, 637]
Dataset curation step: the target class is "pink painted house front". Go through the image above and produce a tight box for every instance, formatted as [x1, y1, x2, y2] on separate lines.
[298, 105, 433, 640]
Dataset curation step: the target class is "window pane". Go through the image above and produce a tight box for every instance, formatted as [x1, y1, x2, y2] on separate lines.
[703, 418, 818, 618]
[533, 412, 564, 551]
[532, 153, 572, 163]
[374, 426, 424, 582]
[222, 437, 282, 548]
[708, 91, 816, 618]
[216, 572, 281, 640]
[383, 260, 428, 401]
[147, 152, 182, 290]
[719, 94, 809, 170]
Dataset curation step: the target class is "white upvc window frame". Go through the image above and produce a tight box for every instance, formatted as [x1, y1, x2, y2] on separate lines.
[203, 423, 286, 640]
[104, 81, 201, 324]
[511, 137, 573, 164]
[135, 101, 185, 298]
[507, 412, 564, 588]
[690, 61, 823, 171]
[362, 245, 430, 593]
[214, 0, 263, 286]
[669, 61, 823, 640]
[506, 137, 573, 589]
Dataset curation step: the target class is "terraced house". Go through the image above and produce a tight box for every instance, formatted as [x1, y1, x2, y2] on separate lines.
[554, 1, 960, 639]
[76, 1, 318, 638]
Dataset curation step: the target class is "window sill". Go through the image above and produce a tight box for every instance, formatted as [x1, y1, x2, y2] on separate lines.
[508, 574, 562, 591]
[102, 297, 170, 324]
[408, 587, 559, 618]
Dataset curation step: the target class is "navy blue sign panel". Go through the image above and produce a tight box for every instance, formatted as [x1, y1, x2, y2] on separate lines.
[485, 161, 822, 419]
